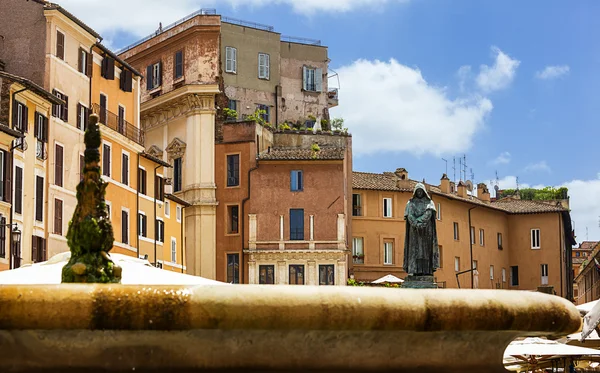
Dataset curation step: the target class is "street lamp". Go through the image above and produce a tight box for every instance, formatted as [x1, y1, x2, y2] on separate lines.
[11, 227, 21, 247]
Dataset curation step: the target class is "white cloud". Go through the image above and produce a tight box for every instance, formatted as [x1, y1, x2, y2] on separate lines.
[490, 151, 511, 165]
[330, 59, 493, 156]
[54, 0, 407, 39]
[476, 47, 520, 92]
[456, 65, 472, 92]
[524, 161, 551, 173]
[535, 65, 570, 80]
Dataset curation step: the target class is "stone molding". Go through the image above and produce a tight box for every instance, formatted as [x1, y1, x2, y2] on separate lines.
[165, 137, 186, 161]
[147, 145, 163, 158]
[141, 92, 215, 130]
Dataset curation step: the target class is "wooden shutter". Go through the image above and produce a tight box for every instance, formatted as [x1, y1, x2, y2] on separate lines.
[51, 89, 58, 117]
[78, 47, 85, 73]
[55, 144, 63, 187]
[232, 48, 236, 73]
[86, 51, 93, 77]
[43, 116, 49, 142]
[146, 65, 153, 90]
[14, 167, 21, 212]
[302, 66, 308, 90]
[126, 70, 133, 92]
[157, 62, 162, 86]
[107, 58, 115, 80]
[258, 54, 265, 78]
[122, 210, 128, 244]
[32, 235, 38, 263]
[54, 199, 63, 235]
[56, 31, 65, 60]
[41, 238, 47, 261]
[4, 152, 11, 204]
[102, 144, 110, 176]
[11, 100, 18, 129]
[35, 176, 43, 221]
[226, 47, 232, 72]
[34, 114, 40, 138]
[77, 103, 82, 130]
[265, 54, 270, 79]
[62, 95, 68, 122]
[21, 104, 28, 132]
[315, 68, 322, 92]
[119, 70, 126, 91]
[122, 153, 128, 185]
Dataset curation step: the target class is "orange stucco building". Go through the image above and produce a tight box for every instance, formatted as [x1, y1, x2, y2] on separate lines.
[352, 169, 576, 298]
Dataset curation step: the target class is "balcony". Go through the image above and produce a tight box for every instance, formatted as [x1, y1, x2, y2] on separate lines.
[92, 104, 144, 146]
[328, 88, 339, 108]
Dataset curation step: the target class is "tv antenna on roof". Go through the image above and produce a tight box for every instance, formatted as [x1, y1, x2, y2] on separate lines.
[442, 158, 448, 175]
[453, 157, 456, 183]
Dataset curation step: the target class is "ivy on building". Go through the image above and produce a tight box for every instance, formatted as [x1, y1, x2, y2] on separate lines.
[499, 186, 568, 201]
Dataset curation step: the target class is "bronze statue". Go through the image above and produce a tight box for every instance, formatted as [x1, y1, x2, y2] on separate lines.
[403, 183, 440, 279]
[62, 113, 121, 283]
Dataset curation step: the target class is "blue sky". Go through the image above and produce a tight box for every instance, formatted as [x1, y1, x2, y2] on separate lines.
[62, 0, 600, 241]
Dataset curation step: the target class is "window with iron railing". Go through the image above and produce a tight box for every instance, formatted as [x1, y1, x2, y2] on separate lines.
[290, 209, 304, 240]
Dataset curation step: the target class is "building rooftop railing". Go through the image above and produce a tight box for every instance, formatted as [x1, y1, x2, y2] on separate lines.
[92, 104, 144, 146]
[281, 35, 321, 46]
[221, 16, 274, 32]
[116, 8, 217, 55]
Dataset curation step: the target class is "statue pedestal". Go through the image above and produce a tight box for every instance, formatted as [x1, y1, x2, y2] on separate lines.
[403, 275, 438, 289]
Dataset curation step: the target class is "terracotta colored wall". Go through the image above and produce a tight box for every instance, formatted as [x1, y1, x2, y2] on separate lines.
[507, 213, 563, 294]
[0, 0, 47, 86]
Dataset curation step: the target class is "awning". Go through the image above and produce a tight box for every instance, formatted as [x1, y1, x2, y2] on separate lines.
[0, 252, 225, 285]
[371, 274, 404, 284]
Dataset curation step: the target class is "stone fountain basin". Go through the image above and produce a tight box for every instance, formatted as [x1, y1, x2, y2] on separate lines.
[0, 285, 580, 372]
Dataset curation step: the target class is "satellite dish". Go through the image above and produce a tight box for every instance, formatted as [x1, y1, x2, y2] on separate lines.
[465, 180, 474, 192]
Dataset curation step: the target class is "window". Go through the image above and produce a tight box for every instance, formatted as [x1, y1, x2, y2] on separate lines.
[290, 170, 303, 192]
[256, 104, 270, 122]
[55, 144, 63, 187]
[497, 233, 503, 250]
[35, 176, 43, 222]
[122, 153, 129, 186]
[502, 268, 506, 283]
[102, 143, 111, 177]
[289, 265, 305, 285]
[227, 253, 240, 284]
[576, 252, 580, 257]
[138, 168, 147, 194]
[352, 194, 362, 216]
[155, 176, 165, 201]
[259, 265, 275, 284]
[12, 100, 27, 132]
[176, 206, 182, 223]
[174, 50, 184, 79]
[454, 257, 460, 272]
[99, 93, 107, 124]
[352, 237, 364, 264]
[470, 226, 475, 245]
[227, 205, 239, 234]
[156, 220, 164, 243]
[77, 104, 89, 131]
[258, 53, 270, 79]
[302, 66, 322, 92]
[472, 260, 478, 270]
[227, 154, 240, 187]
[0, 216, 5, 258]
[138, 213, 147, 237]
[490, 265, 494, 280]
[453, 222, 459, 240]
[164, 200, 170, 218]
[52, 90, 68, 122]
[290, 209, 304, 240]
[121, 210, 129, 244]
[225, 47, 237, 74]
[383, 198, 392, 218]
[35, 113, 48, 159]
[54, 199, 63, 235]
[531, 229, 540, 249]
[120, 69, 133, 92]
[101, 57, 115, 80]
[146, 62, 162, 90]
[436, 202, 441, 220]
[56, 31, 65, 60]
[510, 266, 519, 286]
[171, 238, 177, 263]
[31, 236, 47, 263]
[0, 150, 8, 203]
[479, 229, 485, 247]
[118, 105, 125, 134]
[228, 99, 237, 111]
[14, 166, 22, 213]
[173, 157, 182, 192]
[384, 241, 393, 265]
[319, 265, 335, 285]
[78, 48, 92, 77]
[541, 264, 549, 285]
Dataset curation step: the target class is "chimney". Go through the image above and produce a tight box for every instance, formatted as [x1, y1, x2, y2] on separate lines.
[394, 168, 408, 180]
[477, 183, 490, 203]
[440, 173, 450, 193]
[457, 181, 467, 198]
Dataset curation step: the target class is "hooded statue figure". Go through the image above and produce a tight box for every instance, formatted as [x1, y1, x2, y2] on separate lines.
[403, 183, 440, 276]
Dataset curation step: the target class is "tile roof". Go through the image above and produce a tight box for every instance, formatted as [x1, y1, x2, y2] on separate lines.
[258, 147, 345, 161]
[578, 241, 599, 251]
[352, 171, 568, 215]
[0, 71, 64, 105]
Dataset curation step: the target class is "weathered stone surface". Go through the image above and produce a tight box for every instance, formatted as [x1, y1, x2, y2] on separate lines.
[403, 275, 438, 289]
[0, 285, 581, 372]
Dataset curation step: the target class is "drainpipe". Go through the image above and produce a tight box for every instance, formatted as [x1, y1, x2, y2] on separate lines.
[241, 158, 259, 284]
[136, 152, 141, 259]
[559, 213, 564, 298]
[274, 85, 279, 126]
[468, 206, 479, 289]
[153, 164, 160, 267]
[180, 203, 186, 273]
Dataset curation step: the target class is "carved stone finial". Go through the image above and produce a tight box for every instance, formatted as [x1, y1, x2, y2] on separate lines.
[62, 114, 121, 283]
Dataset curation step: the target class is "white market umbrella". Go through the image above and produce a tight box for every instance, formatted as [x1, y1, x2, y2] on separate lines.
[578, 300, 598, 316]
[371, 274, 404, 284]
[0, 252, 225, 285]
[504, 337, 600, 358]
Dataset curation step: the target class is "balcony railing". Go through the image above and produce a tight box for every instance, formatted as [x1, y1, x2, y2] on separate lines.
[92, 104, 144, 146]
